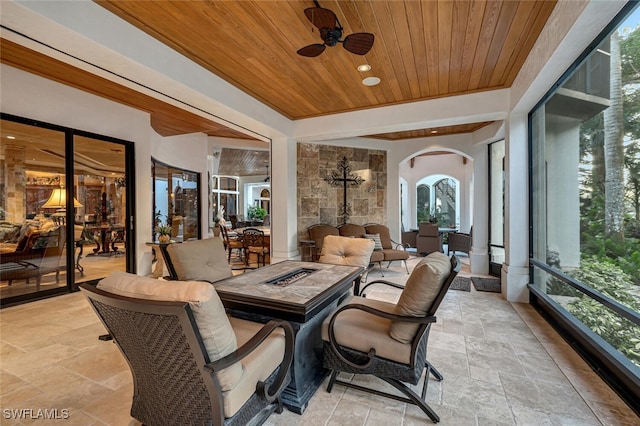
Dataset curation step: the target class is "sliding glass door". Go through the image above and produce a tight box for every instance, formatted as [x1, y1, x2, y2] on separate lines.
[0, 114, 134, 307]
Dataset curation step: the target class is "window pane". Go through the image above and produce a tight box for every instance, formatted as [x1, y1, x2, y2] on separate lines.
[530, 9, 640, 369]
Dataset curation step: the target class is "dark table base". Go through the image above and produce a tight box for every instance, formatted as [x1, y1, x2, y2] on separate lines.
[226, 290, 347, 414]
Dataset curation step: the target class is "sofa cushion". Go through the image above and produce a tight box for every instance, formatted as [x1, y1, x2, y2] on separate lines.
[389, 252, 451, 343]
[319, 235, 374, 269]
[364, 224, 393, 249]
[97, 271, 243, 391]
[381, 248, 410, 261]
[338, 223, 366, 238]
[364, 233, 383, 251]
[166, 238, 232, 283]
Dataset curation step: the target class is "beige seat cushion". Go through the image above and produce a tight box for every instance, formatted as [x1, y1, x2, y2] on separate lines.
[321, 296, 412, 364]
[389, 252, 451, 343]
[223, 317, 285, 418]
[381, 248, 410, 261]
[166, 238, 232, 283]
[319, 235, 375, 269]
[96, 272, 243, 391]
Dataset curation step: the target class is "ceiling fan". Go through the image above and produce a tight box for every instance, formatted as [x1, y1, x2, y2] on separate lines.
[297, 1, 374, 58]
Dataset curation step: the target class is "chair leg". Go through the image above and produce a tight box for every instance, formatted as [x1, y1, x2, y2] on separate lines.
[326, 370, 339, 393]
[426, 361, 443, 381]
[382, 377, 440, 423]
[404, 259, 410, 274]
[378, 261, 384, 277]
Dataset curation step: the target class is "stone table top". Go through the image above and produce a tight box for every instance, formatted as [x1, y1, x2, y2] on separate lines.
[212, 260, 362, 322]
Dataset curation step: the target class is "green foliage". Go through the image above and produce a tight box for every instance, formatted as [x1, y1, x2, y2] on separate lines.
[247, 205, 267, 220]
[564, 258, 640, 366]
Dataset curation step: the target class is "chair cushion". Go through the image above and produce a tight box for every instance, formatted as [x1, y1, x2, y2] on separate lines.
[166, 238, 232, 283]
[223, 317, 286, 417]
[307, 224, 339, 250]
[364, 224, 393, 249]
[321, 296, 412, 364]
[319, 235, 375, 269]
[381, 248, 410, 261]
[389, 252, 451, 343]
[96, 272, 243, 391]
[338, 223, 366, 238]
[364, 233, 383, 251]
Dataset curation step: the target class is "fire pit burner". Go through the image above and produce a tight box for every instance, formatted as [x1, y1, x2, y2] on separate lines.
[265, 268, 318, 287]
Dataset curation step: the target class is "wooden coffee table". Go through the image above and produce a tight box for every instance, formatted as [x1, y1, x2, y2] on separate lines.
[212, 260, 362, 414]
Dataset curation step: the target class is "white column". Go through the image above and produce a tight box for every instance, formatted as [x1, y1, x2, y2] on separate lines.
[386, 153, 402, 241]
[270, 136, 300, 262]
[502, 112, 530, 302]
[470, 147, 489, 274]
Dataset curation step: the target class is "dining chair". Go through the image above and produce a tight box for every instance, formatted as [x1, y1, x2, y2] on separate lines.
[242, 227, 269, 268]
[220, 224, 243, 262]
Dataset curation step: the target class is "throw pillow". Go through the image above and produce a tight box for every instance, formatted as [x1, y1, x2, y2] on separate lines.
[364, 233, 383, 251]
[319, 235, 375, 269]
[389, 252, 451, 343]
[97, 271, 243, 391]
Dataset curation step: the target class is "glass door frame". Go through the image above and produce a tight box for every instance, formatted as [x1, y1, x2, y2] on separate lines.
[1, 113, 135, 306]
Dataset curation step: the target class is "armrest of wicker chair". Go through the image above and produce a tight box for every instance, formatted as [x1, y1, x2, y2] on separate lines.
[205, 319, 294, 402]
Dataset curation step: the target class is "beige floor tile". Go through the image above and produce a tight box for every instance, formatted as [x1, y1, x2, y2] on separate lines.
[1, 259, 637, 425]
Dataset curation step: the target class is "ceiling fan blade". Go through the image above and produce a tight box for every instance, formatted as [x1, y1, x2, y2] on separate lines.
[303, 7, 337, 30]
[297, 44, 326, 57]
[343, 33, 375, 55]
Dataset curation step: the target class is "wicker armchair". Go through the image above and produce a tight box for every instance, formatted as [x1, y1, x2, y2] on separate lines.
[80, 275, 294, 426]
[447, 227, 472, 256]
[321, 253, 460, 423]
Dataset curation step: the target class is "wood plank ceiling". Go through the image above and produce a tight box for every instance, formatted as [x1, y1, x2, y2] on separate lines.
[1, 1, 556, 141]
[97, 0, 557, 138]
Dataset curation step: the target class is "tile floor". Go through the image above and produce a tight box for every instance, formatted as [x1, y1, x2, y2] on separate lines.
[1, 256, 637, 425]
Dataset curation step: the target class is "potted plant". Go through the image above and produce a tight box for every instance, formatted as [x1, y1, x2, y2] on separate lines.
[247, 205, 267, 221]
[155, 223, 172, 243]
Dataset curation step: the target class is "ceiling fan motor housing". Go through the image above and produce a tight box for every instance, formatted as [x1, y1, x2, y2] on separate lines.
[320, 27, 343, 47]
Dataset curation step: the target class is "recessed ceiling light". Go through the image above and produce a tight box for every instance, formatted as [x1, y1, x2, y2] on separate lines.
[7, 135, 15, 139]
[430, 130, 438, 134]
[362, 76, 380, 86]
[357, 64, 371, 72]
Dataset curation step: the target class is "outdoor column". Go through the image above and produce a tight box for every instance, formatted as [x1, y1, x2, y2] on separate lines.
[470, 146, 489, 274]
[270, 135, 300, 261]
[502, 113, 530, 302]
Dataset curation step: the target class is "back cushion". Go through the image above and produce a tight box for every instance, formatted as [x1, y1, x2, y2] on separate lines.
[319, 235, 374, 269]
[389, 252, 451, 343]
[338, 224, 366, 238]
[166, 238, 232, 283]
[97, 271, 243, 391]
[365, 225, 392, 249]
[308, 225, 339, 250]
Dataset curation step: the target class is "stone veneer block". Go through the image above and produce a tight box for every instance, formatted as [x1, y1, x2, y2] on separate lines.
[298, 143, 319, 158]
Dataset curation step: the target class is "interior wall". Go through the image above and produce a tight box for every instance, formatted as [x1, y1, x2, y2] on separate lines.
[296, 143, 387, 242]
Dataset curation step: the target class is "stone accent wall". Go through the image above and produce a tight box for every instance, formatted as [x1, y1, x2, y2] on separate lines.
[297, 143, 386, 243]
[3, 145, 26, 223]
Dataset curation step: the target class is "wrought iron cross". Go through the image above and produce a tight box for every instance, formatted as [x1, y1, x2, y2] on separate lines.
[324, 156, 365, 224]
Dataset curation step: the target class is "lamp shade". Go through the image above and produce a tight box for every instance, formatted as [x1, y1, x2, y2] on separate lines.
[42, 188, 83, 209]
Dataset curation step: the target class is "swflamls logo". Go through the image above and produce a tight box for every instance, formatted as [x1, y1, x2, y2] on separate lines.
[2, 408, 70, 420]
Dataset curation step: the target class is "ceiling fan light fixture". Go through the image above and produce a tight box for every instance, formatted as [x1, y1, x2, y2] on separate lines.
[362, 76, 380, 86]
[357, 64, 371, 72]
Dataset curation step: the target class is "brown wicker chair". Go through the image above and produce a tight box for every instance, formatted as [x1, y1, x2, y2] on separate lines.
[80, 279, 294, 426]
[321, 254, 460, 423]
[447, 227, 472, 256]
